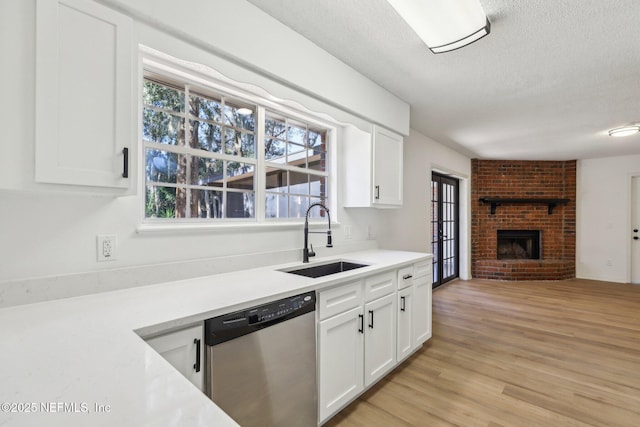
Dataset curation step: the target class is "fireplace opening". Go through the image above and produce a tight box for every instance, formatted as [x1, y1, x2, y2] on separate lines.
[497, 230, 541, 260]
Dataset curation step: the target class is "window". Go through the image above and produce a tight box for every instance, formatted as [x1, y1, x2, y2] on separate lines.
[264, 113, 328, 219]
[142, 69, 332, 223]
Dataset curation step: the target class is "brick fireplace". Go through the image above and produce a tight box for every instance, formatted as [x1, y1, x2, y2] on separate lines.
[471, 160, 576, 280]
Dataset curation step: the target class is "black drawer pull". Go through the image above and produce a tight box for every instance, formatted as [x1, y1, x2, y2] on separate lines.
[193, 338, 201, 372]
[403, 274, 413, 280]
[122, 147, 129, 178]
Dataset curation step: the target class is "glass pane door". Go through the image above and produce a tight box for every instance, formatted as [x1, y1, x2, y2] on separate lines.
[431, 173, 459, 287]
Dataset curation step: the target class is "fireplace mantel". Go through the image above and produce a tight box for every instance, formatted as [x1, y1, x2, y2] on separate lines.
[479, 197, 570, 214]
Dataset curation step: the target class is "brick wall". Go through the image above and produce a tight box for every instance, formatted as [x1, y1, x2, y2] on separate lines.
[471, 160, 576, 280]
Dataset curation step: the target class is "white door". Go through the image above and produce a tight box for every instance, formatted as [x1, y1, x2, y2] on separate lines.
[318, 306, 364, 422]
[397, 287, 413, 361]
[364, 293, 397, 387]
[632, 176, 640, 284]
[35, 0, 133, 189]
[145, 324, 203, 391]
[413, 273, 433, 347]
[372, 127, 403, 206]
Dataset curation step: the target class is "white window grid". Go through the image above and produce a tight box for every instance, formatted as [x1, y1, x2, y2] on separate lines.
[141, 66, 333, 223]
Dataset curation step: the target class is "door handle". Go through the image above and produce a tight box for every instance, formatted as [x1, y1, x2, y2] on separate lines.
[368, 310, 374, 328]
[400, 296, 406, 312]
[193, 338, 201, 373]
[122, 147, 129, 178]
[375, 185, 380, 200]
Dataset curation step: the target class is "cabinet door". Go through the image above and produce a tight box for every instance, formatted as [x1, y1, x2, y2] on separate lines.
[364, 293, 396, 387]
[397, 286, 413, 361]
[413, 274, 433, 346]
[372, 127, 403, 206]
[35, 0, 133, 188]
[145, 324, 204, 391]
[318, 306, 364, 422]
[342, 125, 373, 208]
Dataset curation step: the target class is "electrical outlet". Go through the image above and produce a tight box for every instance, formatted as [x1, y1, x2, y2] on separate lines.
[367, 224, 375, 240]
[344, 225, 352, 240]
[97, 234, 117, 261]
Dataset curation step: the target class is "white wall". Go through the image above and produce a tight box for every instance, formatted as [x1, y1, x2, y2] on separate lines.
[576, 154, 640, 283]
[378, 129, 472, 280]
[0, 0, 403, 307]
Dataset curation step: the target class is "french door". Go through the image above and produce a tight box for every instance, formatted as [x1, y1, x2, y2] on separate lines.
[632, 176, 640, 284]
[431, 173, 459, 288]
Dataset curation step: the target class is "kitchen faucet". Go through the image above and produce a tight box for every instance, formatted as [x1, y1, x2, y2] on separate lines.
[303, 202, 333, 263]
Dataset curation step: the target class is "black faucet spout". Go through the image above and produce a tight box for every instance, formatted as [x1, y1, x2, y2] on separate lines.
[302, 202, 332, 263]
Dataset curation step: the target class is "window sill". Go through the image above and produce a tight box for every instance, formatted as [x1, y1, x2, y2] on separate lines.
[136, 220, 341, 235]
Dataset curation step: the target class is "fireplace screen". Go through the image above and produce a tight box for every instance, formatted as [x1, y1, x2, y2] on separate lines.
[497, 230, 541, 260]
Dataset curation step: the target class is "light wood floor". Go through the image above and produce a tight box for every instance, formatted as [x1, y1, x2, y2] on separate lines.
[324, 278, 640, 427]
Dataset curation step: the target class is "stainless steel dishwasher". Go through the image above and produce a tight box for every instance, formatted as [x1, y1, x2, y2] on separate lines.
[204, 291, 317, 427]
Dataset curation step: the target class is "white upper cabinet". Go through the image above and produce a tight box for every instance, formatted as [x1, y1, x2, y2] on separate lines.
[35, 0, 133, 189]
[342, 125, 403, 208]
[372, 127, 403, 206]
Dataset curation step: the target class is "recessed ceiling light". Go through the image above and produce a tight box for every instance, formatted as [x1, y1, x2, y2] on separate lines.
[608, 125, 640, 137]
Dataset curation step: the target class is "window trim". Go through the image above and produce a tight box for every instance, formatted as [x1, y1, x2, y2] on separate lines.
[139, 50, 338, 228]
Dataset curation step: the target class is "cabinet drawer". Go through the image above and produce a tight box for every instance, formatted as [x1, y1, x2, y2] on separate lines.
[397, 266, 413, 289]
[364, 270, 396, 302]
[318, 280, 363, 321]
[413, 261, 431, 279]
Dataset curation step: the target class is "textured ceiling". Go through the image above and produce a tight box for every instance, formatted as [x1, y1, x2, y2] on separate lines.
[245, 0, 640, 160]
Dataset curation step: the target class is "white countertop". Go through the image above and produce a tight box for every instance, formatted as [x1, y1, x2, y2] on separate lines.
[0, 249, 430, 426]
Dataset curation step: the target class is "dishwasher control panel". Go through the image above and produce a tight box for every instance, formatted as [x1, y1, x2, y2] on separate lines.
[204, 291, 316, 346]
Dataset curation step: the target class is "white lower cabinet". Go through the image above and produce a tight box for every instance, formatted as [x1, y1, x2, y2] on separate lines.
[396, 286, 413, 361]
[145, 324, 204, 391]
[318, 306, 364, 421]
[318, 271, 397, 423]
[397, 261, 433, 355]
[413, 269, 433, 346]
[364, 293, 397, 387]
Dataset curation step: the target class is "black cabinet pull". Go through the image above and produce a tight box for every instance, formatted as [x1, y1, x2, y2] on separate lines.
[375, 185, 380, 200]
[400, 296, 406, 312]
[634, 236, 639, 240]
[402, 274, 413, 280]
[358, 314, 364, 333]
[368, 310, 374, 328]
[122, 147, 129, 178]
[193, 338, 201, 372]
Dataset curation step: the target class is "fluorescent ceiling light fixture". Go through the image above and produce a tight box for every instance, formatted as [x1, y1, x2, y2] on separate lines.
[608, 125, 640, 137]
[387, 0, 491, 53]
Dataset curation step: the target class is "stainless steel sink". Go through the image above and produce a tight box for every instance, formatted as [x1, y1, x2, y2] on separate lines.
[282, 261, 369, 278]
